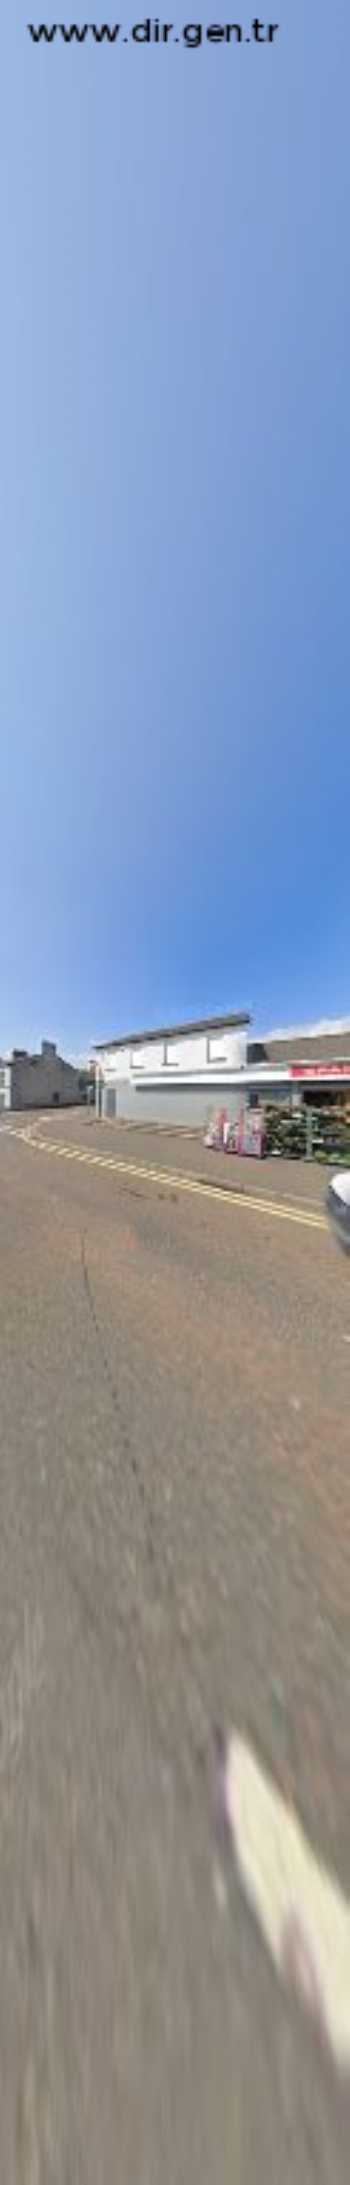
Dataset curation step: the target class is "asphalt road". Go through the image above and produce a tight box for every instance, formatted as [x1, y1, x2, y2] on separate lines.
[1, 1109, 350, 2183]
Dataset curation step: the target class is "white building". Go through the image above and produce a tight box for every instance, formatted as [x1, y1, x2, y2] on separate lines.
[93, 1011, 350, 1129]
[94, 1011, 250, 1126]
[0, 1059, 11, 1110]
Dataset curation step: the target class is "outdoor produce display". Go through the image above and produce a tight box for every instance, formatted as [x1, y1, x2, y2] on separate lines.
[263, 1105, 307, 1158]
[264, 1103, 350, 1163]
[204, 1102, 350, 1164]
[306, 1106, 350, 1165]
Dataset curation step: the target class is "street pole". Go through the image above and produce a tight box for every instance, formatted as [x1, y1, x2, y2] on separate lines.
[306, 1105, 313, 1161]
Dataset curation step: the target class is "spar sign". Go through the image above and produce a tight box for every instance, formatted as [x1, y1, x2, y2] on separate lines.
[290, 1062, 350, 1081]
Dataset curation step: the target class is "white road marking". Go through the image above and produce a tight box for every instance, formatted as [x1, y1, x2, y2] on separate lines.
[224, 1733, 350, 2072]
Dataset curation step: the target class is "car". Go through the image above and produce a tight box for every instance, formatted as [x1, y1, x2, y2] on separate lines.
[326, 1171, 350, 1252]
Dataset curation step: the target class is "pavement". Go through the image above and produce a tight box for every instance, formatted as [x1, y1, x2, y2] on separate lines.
[0, 1107, 350, 2182]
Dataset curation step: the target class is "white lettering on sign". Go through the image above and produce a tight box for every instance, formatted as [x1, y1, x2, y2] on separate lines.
[290, 1063, 350, 1081]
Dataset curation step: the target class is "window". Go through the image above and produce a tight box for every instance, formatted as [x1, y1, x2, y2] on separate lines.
[208, 1039, 228, 1065]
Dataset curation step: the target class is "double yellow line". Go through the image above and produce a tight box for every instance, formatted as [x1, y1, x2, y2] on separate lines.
[6, 1125, 328, 1234]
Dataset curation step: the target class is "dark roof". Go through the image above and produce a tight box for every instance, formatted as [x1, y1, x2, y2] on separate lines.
[266, 1031, 350, 1065]
[248, 1032, 350, 1067]
[94, 1009, 250, 1053]
[11, 1047, 78, 1069]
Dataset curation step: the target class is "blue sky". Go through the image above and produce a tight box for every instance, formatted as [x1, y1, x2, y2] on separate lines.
[1, 2, 349, 1056]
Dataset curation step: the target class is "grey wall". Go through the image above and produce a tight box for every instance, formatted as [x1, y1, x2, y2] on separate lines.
[101, 1081, 243, 1128]
[11, 1054, 84, 1110]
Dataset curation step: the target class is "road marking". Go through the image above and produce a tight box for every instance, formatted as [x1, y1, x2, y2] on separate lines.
[224, 1733, 350, 2072]
[3, 1129, 328, 1234]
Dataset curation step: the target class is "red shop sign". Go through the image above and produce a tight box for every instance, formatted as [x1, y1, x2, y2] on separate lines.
[290, 1062, 350, 1081]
